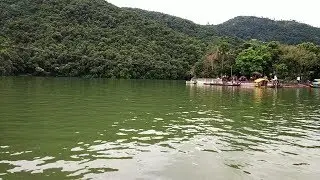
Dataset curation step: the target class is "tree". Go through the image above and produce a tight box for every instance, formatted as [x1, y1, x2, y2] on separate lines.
[235, 44, 272, 77]
[279, 45, 317, 80]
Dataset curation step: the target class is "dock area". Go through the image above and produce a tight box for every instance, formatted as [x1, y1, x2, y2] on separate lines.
[186, 78, 310, 88]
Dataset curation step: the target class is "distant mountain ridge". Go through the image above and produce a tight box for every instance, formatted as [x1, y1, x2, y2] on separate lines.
[128, 8, 320, 45]
[126, 8, 217, 41]
[215, 16, 320, 45]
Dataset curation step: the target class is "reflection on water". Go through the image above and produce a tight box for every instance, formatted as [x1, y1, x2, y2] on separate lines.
[0, 77, 320, 179]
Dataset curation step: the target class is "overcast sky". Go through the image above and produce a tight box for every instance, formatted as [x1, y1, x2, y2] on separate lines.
[107, 0, 320, 27]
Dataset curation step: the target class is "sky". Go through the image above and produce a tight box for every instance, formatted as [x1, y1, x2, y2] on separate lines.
[107, 0, 320, 27]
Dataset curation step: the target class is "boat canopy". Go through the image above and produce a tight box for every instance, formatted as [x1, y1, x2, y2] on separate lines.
[254, 78, 269, 83]
[312, 81, 320, 85]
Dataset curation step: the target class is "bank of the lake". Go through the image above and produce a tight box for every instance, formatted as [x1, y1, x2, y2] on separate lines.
[0, 77, 319, 179]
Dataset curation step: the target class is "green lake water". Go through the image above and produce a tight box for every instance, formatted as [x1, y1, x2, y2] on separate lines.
[0, 77, 319, 180]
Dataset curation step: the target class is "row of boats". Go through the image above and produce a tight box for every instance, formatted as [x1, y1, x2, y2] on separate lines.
[186, 78, 241, 86]
[186, 78, 320, 88]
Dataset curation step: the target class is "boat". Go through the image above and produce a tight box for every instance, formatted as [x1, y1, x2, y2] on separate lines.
[204, 81, 241, 86]
[268, 79, 283, 88]
[310, 79, 320, 88]
[203, 82, 221, 85]
[186, 80, 197, 85]
[269, 84, 283, 88]
[186, 78, 197, 85]
[225, 81, 241, 86]
[254, 78, 269, 87]
[198, 78, 223, 85]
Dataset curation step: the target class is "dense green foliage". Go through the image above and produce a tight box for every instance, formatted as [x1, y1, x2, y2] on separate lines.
[195, 40, 320, 81]
[126, 8, 218, 42]
[215, 16, 320, 45]
[235, 44, 273, 77]
[1, 0, 320, 80]
[128, 10, 320, 45]
[0, 0, 206, 79]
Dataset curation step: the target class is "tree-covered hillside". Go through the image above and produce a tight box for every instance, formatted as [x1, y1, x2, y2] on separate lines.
[128, 9, 320, 45]
[126, 8, 217, 42]
[215, 16, 320, 45]
[0, 0, 206, 79]
[1, 0, 320, 80]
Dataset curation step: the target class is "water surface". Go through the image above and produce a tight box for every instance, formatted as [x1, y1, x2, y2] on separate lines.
[0, 77, 319, 179]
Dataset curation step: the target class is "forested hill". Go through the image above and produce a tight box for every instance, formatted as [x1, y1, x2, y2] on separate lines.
[0, 0, 206, 78]
[1, 0, 320, 79]
[215, 16, 320, 45]
[126, 8, 217, 42]
[128, 9, 320, 45]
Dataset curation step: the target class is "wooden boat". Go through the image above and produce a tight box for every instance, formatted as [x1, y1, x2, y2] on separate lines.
[204, 81, 241, 86]
[310, 79, 320, 88]
[268, 79, 283, 88]
[225, 81, 241, 86]
[186, 80, 197, 84]
[254, 78, 269, 87]
[269, 84, 283, 88]
[310, 84, 320, 88]
[203, 82, 222, 86]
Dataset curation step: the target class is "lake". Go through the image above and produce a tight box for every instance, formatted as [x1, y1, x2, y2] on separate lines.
[0, 77, 319, 180]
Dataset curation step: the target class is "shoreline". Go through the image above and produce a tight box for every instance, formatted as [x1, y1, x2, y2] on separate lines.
[187, 80, 312, 88]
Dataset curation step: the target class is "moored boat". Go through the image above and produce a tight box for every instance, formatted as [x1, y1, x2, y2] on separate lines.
[197, 78, 223, 85]
[186, 80, 197, 84]
[310, 79, 320, 88]
[268, 84, 283, 88]
[224, 81, 241, 86]
[186, 78, 197, 84]
[254, 78, 269, 87]
[204, 81, 241, 86]
[268, 79, 283, 88]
